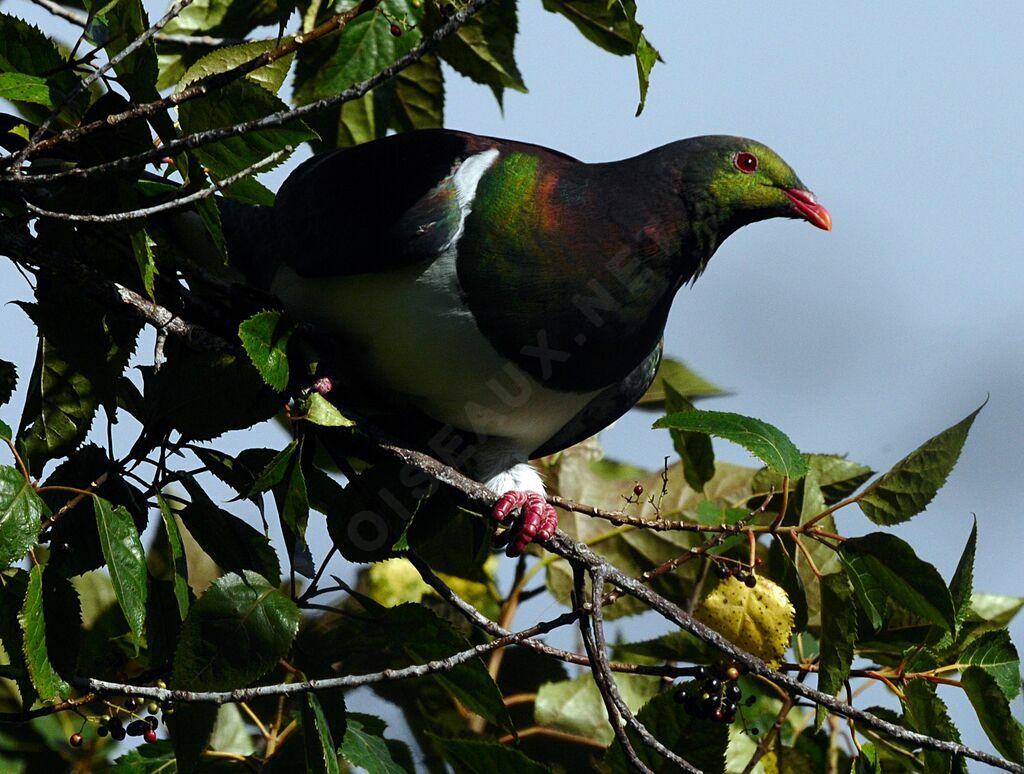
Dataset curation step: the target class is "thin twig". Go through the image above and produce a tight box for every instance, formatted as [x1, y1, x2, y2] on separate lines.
[25, 146, 292, 222]
[4, 0, 495, 185]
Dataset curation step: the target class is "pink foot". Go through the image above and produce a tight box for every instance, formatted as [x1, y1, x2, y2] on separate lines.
[491, 491, 558, 556]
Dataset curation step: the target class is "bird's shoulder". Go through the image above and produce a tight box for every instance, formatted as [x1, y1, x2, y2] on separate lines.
[273, 129, 580, 278]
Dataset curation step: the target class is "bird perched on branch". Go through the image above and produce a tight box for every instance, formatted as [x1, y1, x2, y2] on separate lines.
[234, 129, 830, 556]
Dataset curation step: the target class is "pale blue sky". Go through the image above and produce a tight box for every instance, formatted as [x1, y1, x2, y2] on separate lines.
[2, 1, 1022, 765]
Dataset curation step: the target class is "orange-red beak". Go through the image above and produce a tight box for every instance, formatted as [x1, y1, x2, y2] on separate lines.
[784, 188, 832, 231]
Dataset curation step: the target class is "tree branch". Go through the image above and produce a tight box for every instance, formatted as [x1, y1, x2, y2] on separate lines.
[3, 0, 494, 185]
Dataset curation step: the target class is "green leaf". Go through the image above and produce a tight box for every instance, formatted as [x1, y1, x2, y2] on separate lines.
[968, 593, 1024, 627]
[128, 226, 158, 300]
[238, 310, 293, 391]
[0, 570, 36, 706]
[179, 477, 281, 586]
[157, 495, 190, 620]
[269, 439, 314, 579]
[304, 393, 355, 427]
[143, 339, 280, 441]
[654, 409, 808, 477]
[179, 38, 296, 95]
[636, 357, 726, 407]
[340, 714, 409, 774]
[0, 72, 55, 106]
[534, 671, 659, 744]
[858, 403, 983, 525]
[0, 358, 16, 408]
[949, 519, 977, 635]
[304, 693, 342, 774]
[0, 465, 41, 567]
[960, 666, 1024, 763]
[959, 629, 1020, 700]
[901, 677, 968, 774]
[841, 533, 955, 632]
[0, 13, 89, 126]
[605, 689, 728, 773]
[18, 565, 69, 700]
[165, 704, 217, 772]
[171, 570, 300, 691]
[619, 0, 657, 115]
[294, 0, 424, 104]
[93, 497, 148, 650]
[109, 740, 178, 771]
[541, 0, 660, 115]
[429, 735, 548, 774]
[815, 572, 856, 728]
[178, 78, 313, 205]
[853, 743, 881, 774]
[436, 0, 525, 107]
[663, 383, 714, 492]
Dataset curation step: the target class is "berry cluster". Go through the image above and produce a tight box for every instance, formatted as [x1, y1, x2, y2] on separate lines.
[713, 561, 758, 588]
[673, 664, 747, 724]
[69, 689, 167, 748]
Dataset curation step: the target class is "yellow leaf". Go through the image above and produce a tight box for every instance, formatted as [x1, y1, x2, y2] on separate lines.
[694, 576, 794, 665]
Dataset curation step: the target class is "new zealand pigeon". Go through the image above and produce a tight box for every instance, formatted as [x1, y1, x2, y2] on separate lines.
[243, 129, 830, 555]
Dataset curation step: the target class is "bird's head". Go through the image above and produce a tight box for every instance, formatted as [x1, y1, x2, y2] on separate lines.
[676, 136, 832, 233]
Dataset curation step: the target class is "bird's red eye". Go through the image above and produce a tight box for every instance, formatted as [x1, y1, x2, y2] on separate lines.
[734, 151, 758, 174]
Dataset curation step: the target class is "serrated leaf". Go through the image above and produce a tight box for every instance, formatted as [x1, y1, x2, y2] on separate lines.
[664, 383, 714, 492]
[0, 72, 55, 106]
[815, 572, 856, 728]
[0, 464, 42, 567]
[157, 495, 190, 620]
[0, 570, 36, 706]
[654, 409, 808, 477]
[340, 714, 408, 774]
[294, 0, 425, 105]
[429, 735, 548, 773]
[18, 565, 69, 700]
[968, 593, 1024, 627]
[109, 740, 178, 771]
[94, 497, 148, 650]
[436, 0, 525, 106]
[534, 671, 659, 744]
[543, 439, 759, 619]
[694, 575, 794, 665]
[605, 690, 728, 773]
[179, 476, 281, 585]
[178, 79, 313, 205]
[902, 681, 968, 774]
[0, 13, 89, 126]
[269, 438, 314, 579]
[304, 393, 355, 427]
[128, 227, 158, 300]
[960, 666, 1024, 763]
[619, 0, 657, 115]
[858, 403, 983, 525]
[854, 743, 881, 774]
[959, 629, 1020, 700]
[0, 358, 16, 408]
[179, 38, 295, 95]
[841, 533, 955, 633]
[238, 309, 293, 391]
[949, 519, 977, 635]
[171, 570, 300, 691]
[304, 693, 342, 774]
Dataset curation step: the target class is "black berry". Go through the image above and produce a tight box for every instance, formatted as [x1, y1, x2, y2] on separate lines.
[744, 574, 757, 588]
[726, 683, 742, 702]
[673, 689, 688, 704]
[711, 706, 726, 722]
[693, 665, 709, 680]
[633, 483, 644, 496]
[725, 701, 738, 716]
[69, 733, 83, 748]
[97, 725, 109, 738]
[713, 563, 732, 580]
[705, 678, 721, 693]
[146, 715, 160, 729]
[127, 719, 148, 737]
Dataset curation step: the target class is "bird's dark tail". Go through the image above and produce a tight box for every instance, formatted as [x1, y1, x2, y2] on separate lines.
[219, 198, 278, 291]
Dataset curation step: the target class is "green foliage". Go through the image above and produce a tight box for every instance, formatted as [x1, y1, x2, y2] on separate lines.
[0, 3, 1017, 772]
[171, 570, 300, 691]
[654, 408, 809, 477]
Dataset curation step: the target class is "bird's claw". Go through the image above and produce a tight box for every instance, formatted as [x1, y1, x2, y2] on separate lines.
[491, 490, 558, 556]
